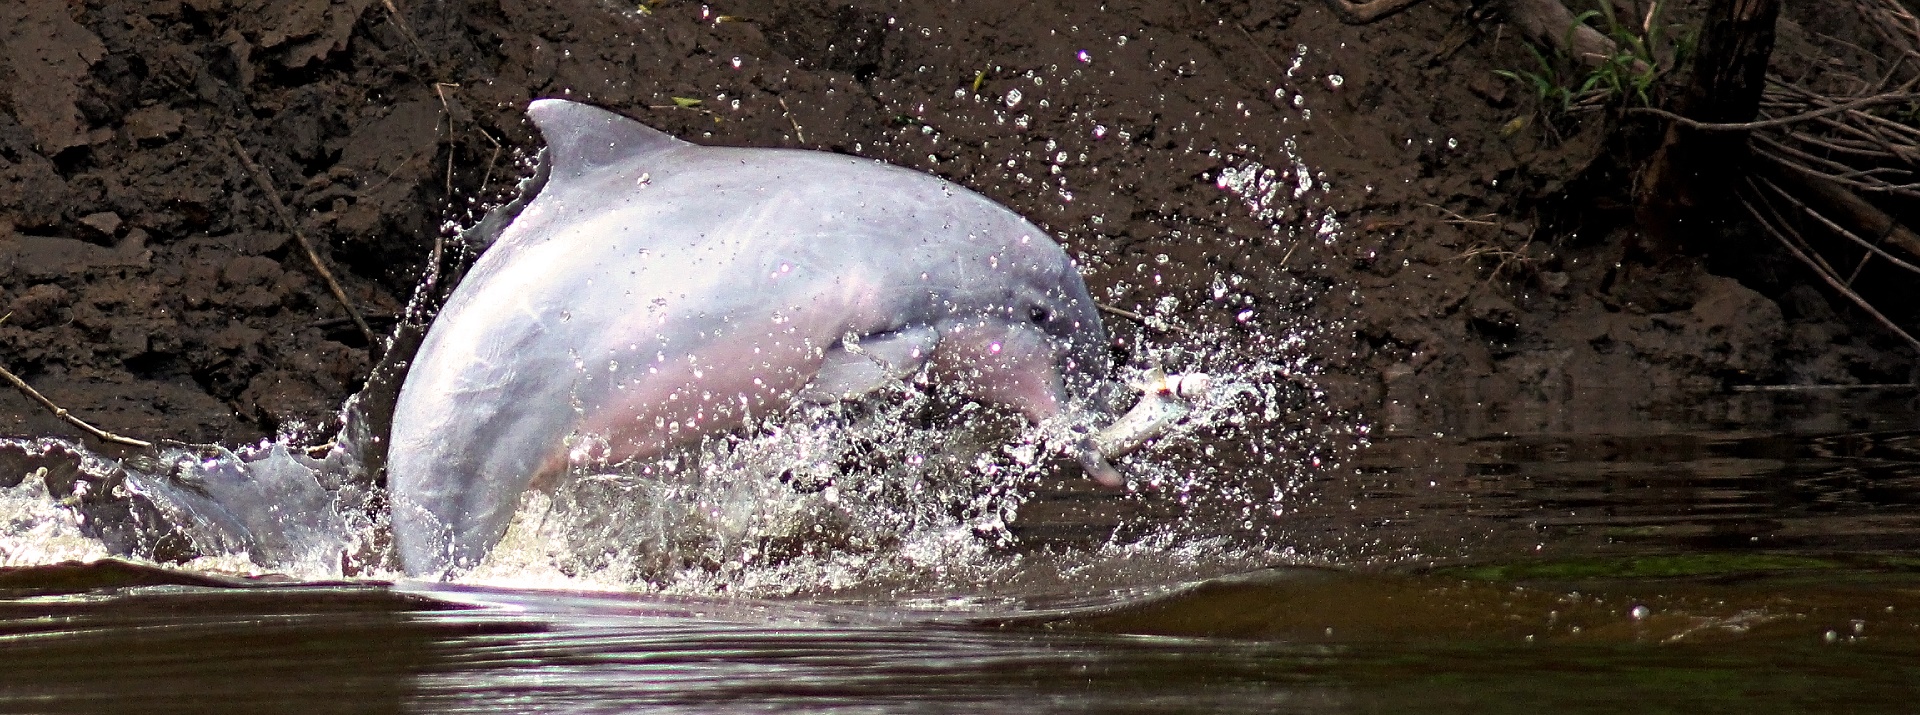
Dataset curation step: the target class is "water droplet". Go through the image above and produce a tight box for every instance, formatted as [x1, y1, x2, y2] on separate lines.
[1005, 89, 1022, 107]
[729, 57, 742, 69]
[1236, 309, 1255, 323]
[989, 342, 1002, 354]
[1327, 74, 1344, 88]
[1076, 49, 1091, 63]
[1630, 605, 1649, 620]
[1092, 125, 1108, 139]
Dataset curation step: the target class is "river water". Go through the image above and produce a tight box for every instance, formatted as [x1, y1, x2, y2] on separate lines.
[2, 387, 1916, 713]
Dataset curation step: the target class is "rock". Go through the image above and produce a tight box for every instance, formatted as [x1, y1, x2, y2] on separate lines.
[0, 235, 145, 281]
[0, 3, 106, 155]
[1538, 271, 1571, 295]
[80, 211, 124, 236]
[7, 283, 73, 329]
[124, 105, 185, 143]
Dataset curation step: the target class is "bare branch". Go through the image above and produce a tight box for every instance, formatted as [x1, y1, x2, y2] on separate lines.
[0, 315, 153, 448]
[1631, 92, 1920, 131]
[1738, 182, 1920, 354]
[226, 136, 380, 350]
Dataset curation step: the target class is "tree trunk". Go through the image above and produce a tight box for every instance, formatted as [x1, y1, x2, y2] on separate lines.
[1636, 0, 1782, 249]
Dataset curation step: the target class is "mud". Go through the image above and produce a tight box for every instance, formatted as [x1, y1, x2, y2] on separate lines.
[1, 0, 1912, 449]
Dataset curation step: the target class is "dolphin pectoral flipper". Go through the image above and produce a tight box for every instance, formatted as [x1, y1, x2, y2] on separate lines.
[799, 327, 940, 403]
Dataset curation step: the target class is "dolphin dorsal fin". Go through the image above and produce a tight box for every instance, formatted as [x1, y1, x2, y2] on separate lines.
[526, 99, 687, 184]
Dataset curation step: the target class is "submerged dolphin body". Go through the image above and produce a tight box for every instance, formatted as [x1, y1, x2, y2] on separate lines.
[389, 99, 1118, 577]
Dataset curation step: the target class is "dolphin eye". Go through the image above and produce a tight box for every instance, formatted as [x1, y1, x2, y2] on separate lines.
[1029, 306, 1051, 325]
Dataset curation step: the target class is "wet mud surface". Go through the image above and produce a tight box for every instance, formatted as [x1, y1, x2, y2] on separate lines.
[2, 0, 1913, 443]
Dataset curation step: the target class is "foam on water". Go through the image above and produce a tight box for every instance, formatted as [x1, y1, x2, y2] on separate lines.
[0, 467, 111, 567]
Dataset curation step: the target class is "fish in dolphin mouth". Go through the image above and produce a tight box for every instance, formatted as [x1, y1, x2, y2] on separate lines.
[388, 99, 1204, 578]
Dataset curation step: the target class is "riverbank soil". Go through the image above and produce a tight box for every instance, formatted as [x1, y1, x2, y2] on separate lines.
[2, 0, 1912, 446]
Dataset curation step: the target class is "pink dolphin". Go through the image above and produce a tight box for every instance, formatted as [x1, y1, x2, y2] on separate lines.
[388, 100, 1117, 577]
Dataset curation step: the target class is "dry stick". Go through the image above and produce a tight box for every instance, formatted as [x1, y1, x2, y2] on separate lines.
[476, 127, 504, 193]
[1787, 131, 1900, 161]
[435, 83, 460, 199]
[777, 97, 807, 144]
[430, 83, 465, 291]
[226, 136, 379, 348]
[1422, 202, 1500, 227]
[1759, 136, 1920, 198]
[1739, 182, 1920, 354]
[1232, 23, 1286, 75]
[1734, 383, 1918, 392]
[1095, 303, 1200, 337]
[1630, 92, 1919, 131]
[0, 315, 154, 448]
[1754, 173, 1920, 274]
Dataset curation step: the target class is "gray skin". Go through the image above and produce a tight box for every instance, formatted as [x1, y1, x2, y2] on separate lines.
[387, 100, 1120, 578]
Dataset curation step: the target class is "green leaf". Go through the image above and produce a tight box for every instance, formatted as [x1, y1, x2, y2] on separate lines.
[671, 97, 703, 108]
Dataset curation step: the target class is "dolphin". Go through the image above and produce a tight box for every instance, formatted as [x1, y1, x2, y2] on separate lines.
[387, 99, 1121, 578]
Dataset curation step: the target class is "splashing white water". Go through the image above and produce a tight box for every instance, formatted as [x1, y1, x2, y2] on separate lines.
[0, 467, 110, 567]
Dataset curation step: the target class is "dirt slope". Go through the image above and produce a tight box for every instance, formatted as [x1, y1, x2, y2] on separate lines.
[0, 0, 1908, 448]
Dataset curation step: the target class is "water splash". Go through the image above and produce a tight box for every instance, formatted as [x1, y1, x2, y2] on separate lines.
[0, 436, 384, 580]
[0, 466, 110, 567]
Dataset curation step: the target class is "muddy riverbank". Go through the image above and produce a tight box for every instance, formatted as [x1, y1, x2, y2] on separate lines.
[2, 0, 1912, 448]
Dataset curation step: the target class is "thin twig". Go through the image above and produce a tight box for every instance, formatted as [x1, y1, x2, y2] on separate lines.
[476, 127, 504, 195]
[0, 314, 153, 448]
[777, 97, 807, 144]
[1631, 92, 1919, 131]
[226, 135, 379, 349]
[1231, 23, 1287, 76]
[1753, 175, 1920, 274]
[1422, 202, 1500, 226]
[1733, 383, 1917, 392]
[1739, 183, 1920, 353]
[435, 83, 460, 199]
[1095, 302, 1200, 336]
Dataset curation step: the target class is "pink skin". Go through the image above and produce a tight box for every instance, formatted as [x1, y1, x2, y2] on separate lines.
[930, 320, 1125, 488]
[388, 100, 1117, 577]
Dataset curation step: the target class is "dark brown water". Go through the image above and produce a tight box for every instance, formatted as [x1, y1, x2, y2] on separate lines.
[3, 389, 1919, 713]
